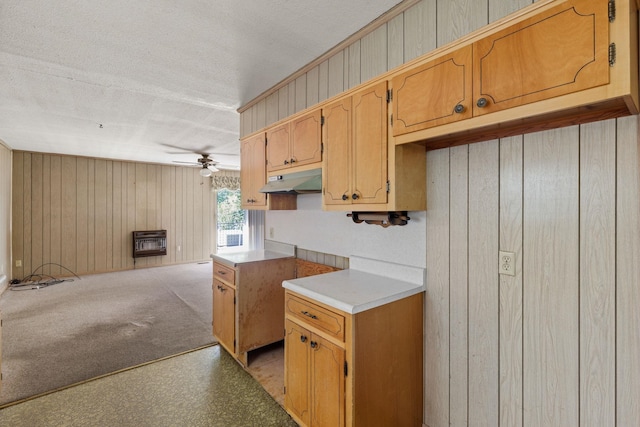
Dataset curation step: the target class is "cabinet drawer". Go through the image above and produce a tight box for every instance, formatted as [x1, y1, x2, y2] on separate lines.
[213, 262, 236, 285]
[286, 294, 345, 342]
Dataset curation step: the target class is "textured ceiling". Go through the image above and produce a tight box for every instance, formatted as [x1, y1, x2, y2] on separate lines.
[0, 0, 402, 169]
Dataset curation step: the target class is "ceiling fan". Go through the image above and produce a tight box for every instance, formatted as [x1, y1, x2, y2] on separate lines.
[173, 154, 219, 177]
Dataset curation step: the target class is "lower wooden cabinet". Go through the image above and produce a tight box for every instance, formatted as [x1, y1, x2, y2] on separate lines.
[212, 258, 295, 365]
[284, 290, 423, 427]
[285, 319, 345, 427]
[212, 279, 235, 353]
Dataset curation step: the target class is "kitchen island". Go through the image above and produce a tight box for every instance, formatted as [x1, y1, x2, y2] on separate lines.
[211, 240, 296, 366]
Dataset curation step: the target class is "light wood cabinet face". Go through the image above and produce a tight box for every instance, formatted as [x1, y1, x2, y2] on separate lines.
[212, 279, 235, 353]
[352, 80, 388, 205]
[285, 320, 311, 426]
[284, 318, 345, 427]
[323, 97, 352, 205]
[267, 109, 323, 173]
[392, 46, 473, 136]
[240, 134, 267, 208]
[473, 0, 609, 115]
[266, 123, 291, 172]
[291, 110, 323, 168]
[310, 335, 345, 427]
[323, 80, 389, 207]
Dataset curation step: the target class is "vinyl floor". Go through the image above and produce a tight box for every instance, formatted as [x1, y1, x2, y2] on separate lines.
[0, 344, 298, 427]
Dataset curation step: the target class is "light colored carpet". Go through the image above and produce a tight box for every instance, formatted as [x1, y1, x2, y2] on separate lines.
[0, 262, 215, 406]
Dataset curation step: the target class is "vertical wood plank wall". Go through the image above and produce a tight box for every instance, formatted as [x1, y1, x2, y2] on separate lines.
[0, 141, 11, 290]
[11, 151, 216, 278]
[239, 0, 640, 425]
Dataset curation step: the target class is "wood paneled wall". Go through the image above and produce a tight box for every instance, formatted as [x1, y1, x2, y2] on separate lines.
[11, 151, 216, 278]
[426, 117, 640, 427]
[240, 0, 640, 425]
[0, 141, 11, 291]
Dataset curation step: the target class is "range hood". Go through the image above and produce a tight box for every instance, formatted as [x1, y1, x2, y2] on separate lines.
[259, 168, 322, 194]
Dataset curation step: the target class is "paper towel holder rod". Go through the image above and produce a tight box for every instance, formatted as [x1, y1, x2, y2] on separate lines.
[347, 211, 410, 227]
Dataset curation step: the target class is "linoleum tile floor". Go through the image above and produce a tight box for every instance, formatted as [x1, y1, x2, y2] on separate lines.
[0, 345, 298, 427]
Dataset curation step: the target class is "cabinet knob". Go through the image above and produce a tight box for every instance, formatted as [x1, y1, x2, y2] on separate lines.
[352, 193, 359, 200]
[342, 194, 348, 201]
[284, 160, 289, 165]
[454, 104, 465, 114]
[310, 341, 318, 349]
[290, 158, 296, 164]
[476, 97, 488, 108]
[300, 335, 308, 343]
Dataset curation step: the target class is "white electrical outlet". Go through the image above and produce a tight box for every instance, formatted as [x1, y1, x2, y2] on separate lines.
[499, 251, 515, 276]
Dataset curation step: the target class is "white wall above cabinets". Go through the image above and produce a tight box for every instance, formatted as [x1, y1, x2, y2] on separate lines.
[265, 193, 426, 268]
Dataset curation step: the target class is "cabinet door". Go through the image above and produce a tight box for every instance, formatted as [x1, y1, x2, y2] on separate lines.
[473, 0, 609, 115]
[285, 319, 311, 426]
[291, 109, 323, 168]
[266, 123, 291, 172]
[212, 280, 235, 353]
[240, 134, 267, 208]
[352, 80, 388, 205]
[310, 334, 345, 427]
[322, 97, 352, 206]
[392, 46, 473, 136]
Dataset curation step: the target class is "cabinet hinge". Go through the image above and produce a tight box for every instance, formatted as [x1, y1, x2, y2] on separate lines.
[386, 180, 391, 193]
[390, 114, 393, 127]
[609, 43, 616, 67]
[387, 89, 393, 103]
[344, 361, 348, 377]
[608, 0, 616, 22]
[321, 116, 325, 126]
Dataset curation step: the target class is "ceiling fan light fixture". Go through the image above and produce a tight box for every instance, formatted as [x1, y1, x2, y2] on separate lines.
[199, 166, 213, 177]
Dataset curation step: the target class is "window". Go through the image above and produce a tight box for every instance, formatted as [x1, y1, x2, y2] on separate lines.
[216, 189, 246, 252]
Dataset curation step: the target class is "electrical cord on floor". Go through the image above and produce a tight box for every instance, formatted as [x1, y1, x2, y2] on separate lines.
[9, 262, 80, 291]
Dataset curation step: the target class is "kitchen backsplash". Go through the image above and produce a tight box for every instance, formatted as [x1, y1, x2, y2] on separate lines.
[296, 248, 349, 270]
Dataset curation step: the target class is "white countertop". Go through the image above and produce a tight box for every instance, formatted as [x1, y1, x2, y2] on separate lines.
[211, 250, 294, 267]
[283, 256, 425, 314]
[210, 240, 296, 267]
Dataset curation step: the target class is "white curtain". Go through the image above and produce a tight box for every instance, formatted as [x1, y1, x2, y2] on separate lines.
[247, 210, 265, 250]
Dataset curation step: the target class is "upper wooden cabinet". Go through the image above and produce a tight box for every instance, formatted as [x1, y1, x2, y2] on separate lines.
[323, 80, 389, 208]
[267, 109, 323, 173]
[241, 133, 296, 210]
[472, 0, 609, 115]
[392, 46, 473, 135]
[392, 0, 639, 148]
[323, 80, 427, 211]
[240, 133, 267, 209]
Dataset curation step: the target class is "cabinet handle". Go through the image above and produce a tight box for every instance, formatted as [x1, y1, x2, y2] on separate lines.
[217, 285, 226, 292]
[476, 97, 488, 108]
[284, 160, 289, 165]
[342, 194, 348, 201]
[217, 270, 227, 275]
[310, 341, 318, 349]
[351, 193, 359, 200]
[290, 158, 296, 164]
[300, 335, 308, 343]
[454, 104, 465, 114]
[301, 310, 318, 320]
